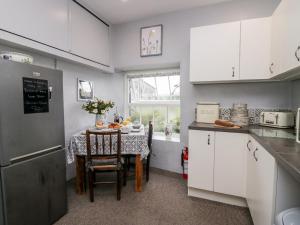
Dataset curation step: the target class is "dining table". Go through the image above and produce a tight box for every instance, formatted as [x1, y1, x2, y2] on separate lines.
[67, 126, 150, 194]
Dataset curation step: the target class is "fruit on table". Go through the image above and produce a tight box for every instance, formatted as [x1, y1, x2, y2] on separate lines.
[108, 123, 121, 129]
[122, 117, 132, 126]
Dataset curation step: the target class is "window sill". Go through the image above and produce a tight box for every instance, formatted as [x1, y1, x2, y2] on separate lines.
[153, 135, 180, 143]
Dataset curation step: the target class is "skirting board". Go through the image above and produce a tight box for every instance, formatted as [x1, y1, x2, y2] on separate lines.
[188, 187, 247, 207]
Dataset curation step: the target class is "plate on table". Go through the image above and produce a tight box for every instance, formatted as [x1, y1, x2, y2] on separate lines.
[120, 126, 130, 134]
[131, 128, 142, 133]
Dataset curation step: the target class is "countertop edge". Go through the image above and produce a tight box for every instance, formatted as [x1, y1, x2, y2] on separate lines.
[249, 133, 300, 184]
[188, 123, 250, 134]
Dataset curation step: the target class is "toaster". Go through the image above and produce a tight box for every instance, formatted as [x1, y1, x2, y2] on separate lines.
[260, 112, 294, 128]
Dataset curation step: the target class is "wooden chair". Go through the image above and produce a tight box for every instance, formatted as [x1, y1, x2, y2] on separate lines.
[86, 129, 126, 202]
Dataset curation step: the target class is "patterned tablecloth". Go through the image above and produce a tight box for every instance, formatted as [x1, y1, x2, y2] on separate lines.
[67, 128, 150, 164]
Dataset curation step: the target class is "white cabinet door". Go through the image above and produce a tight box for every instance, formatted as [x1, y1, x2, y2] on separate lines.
[240, 17, 271, 80]
[0, 0, 68, 51]
[190, 22, 240, 82]
[270, 2, 284, 77]
[214, 132, 247, 197]
[246, 136, 259, 222]
[188, 130, 215, 191]
[247, 139, 277, 225]
[254, 142, 277, 225]
[70, 1, 110, 66]
[271, 0, 300, 77]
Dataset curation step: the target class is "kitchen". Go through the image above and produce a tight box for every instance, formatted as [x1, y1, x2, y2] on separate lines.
[0, 0, 300, 225]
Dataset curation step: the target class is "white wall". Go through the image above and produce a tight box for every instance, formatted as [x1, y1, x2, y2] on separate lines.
[151, 139, 181, 173]
[0, 44, 124, 180]
[111, 0, 292, 173]
[58, 61, 124, 179]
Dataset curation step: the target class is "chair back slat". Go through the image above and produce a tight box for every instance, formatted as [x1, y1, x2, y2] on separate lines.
[85, 130, 121, 165]
[109, 134, 112, 155]
[102, 135, 105, 154]
[95, 135, 99, 154]
[117, 131, 121, 163]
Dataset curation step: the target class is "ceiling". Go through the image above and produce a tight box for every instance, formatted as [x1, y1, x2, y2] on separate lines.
[77, 0, 233, 25]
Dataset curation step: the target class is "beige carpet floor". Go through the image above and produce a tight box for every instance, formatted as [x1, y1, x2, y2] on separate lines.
[54, 171, 253, 225]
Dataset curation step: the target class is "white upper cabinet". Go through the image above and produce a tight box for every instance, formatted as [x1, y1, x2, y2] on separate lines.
[188, 130, 215, 191]
[190, 21, 240, 83]
[69, 1, 110, 66]
[240, 17, 272, 80]
[271, 0, 300, 78]
[214, 132, 247, 197]
[0, 0, 68, 51]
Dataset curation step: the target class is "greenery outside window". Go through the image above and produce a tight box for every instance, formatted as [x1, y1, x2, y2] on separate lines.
[126, 69, 180, 138]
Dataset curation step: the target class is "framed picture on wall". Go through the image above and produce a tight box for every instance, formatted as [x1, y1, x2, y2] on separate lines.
[140, 24, 163, 57]
[77, 79, 94, 101]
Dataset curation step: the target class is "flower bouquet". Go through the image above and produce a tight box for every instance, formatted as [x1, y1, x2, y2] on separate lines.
[82, 98, 114, 127]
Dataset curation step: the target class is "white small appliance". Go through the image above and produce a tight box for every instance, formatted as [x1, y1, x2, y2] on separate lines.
[296, 108, 300, 143]
[0, 52, 33, 64]
[260, 111, 294, 128]
[196, 102, 219, 123]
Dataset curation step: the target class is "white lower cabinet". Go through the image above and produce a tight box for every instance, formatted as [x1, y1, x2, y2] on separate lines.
[246, 137, 277, 225]
[188, 130, 215, 191]
[188, 130, 247, 197]
[214, 132, 247, 197]
[189, 130, 278, 225]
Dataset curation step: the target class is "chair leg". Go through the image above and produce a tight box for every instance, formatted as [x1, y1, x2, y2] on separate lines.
[127, 156, 131, 171]
[88, 169, 94, 202]
[93, 172, 96, 187]
[117, 170, 121, 201]
[83, 157, 87, 192]
[123, 161, 127, 186]
[146, 155, 151, 182]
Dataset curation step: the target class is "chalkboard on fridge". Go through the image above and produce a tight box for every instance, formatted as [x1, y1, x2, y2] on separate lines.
[23, 77, 49, 114]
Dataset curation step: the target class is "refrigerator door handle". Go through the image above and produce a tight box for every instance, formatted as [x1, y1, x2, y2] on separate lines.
[10, 145, 63, 164]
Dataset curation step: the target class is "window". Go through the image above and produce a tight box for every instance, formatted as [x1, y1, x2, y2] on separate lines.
[126, 69, 180, 138]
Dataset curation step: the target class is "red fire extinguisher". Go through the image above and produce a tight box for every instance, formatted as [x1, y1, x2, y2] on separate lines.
[181, 147, 188, 180]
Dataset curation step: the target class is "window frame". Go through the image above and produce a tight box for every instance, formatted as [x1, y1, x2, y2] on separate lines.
[124, 69, 180, 137]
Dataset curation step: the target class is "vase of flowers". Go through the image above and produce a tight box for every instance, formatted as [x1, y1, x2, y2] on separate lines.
[82, 98, 115, 127]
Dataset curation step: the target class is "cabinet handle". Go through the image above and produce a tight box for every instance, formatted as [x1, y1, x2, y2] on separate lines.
[208, 134, 211, 145]
[232, 67, 235, 77]
[247, 140, 251, 151]
[269, 63, 274, 74]
[253, 148, 258, 162]
[295, 46, 300, 62]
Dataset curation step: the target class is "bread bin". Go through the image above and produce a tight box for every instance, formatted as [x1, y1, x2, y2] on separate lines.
[196, 102, 219, 123]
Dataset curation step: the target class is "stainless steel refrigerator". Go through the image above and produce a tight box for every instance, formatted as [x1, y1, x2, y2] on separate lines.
[0, 59, 67, 225]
